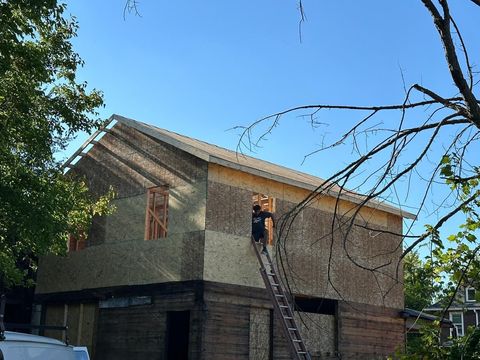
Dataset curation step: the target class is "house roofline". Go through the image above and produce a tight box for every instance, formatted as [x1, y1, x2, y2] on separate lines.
[64, 114, 416, 220]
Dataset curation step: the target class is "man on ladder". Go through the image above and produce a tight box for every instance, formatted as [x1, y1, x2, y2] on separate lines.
[252, 204, 275, 255]
[250, 206, 311, 359]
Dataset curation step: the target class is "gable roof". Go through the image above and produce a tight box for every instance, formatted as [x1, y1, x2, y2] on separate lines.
[67, 114, 416, 220]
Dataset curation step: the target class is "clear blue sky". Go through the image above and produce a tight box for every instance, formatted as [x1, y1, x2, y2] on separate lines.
[63, 0, 479, 241]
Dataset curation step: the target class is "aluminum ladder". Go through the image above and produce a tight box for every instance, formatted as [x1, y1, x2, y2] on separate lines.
[251, 237, 311, 360]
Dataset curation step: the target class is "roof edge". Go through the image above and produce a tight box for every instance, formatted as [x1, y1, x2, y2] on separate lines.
[112, 114, 416, 220]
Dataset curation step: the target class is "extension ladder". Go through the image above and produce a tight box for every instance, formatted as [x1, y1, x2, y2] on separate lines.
[251, 237, 311, 360]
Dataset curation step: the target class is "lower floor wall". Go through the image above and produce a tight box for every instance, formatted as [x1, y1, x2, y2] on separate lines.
[35, 280, 403, 359]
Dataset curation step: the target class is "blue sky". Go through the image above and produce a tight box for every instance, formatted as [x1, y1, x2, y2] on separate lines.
[63, 0, 479, 241]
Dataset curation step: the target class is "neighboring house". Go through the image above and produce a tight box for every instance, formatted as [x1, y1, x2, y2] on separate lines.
[35, 115, 414, 360]
[401, 308, 452, 348]
[426, 286, 480, 341]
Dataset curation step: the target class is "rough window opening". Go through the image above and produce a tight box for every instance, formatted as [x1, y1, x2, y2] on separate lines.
[252, 193, 275, 245]
[294, 296, 337, 315]
[68, 232, 86, 252]
[145, 186, 169, 240]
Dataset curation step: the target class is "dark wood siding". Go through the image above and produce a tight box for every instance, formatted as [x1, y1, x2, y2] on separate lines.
[202, 302, 250, 359]
[95, 304, 166, 360]
[338, 302, 403, 359]
[39, 281, 404, 360]
[464, 310, 478, 330]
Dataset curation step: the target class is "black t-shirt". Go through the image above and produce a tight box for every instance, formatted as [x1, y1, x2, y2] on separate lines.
[252, 211, 272, 233]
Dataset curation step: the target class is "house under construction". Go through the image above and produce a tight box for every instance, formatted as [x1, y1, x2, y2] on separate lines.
[34, 114, 414, 359]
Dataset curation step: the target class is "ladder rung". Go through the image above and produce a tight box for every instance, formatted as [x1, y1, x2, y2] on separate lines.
[253, 240, 309, 359]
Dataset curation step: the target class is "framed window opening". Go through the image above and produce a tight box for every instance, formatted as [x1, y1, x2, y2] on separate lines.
[450, 312, 464, 337]
[145, 186, 169, 240]
[252, 193, 275, 245]
[466, 287, 476, 302]
[68, 232, 86, 252]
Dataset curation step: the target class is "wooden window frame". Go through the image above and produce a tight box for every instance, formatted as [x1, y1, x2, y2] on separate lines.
[68, 232, 86, 252]
[252, 193, 275, 245]
[144, 186, 169, 240]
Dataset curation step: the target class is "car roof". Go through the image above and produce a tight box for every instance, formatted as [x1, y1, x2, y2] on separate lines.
[2, 331, 67, 346]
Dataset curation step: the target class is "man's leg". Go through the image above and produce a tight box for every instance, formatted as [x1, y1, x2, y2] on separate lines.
[259, 234, 268, 255]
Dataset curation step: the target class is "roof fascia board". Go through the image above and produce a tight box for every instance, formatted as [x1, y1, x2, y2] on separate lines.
[425, 306, 480, 311]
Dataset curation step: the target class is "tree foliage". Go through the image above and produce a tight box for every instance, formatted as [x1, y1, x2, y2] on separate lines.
[0, 0, 114, 289]
[404, 252, 439, 311]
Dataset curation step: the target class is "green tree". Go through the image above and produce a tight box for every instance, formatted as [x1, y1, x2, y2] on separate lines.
[404, 252, 439, 311]
[0, 0, 114, 289]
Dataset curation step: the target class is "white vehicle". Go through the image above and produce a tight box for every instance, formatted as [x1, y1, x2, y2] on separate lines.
[0, 331, 90, 360]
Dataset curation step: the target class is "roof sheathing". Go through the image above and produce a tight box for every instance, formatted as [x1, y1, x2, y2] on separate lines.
[112, 114, 416, 220]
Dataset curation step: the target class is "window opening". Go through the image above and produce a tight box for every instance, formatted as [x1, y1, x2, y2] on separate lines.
[166, 311, 190, 360]
[145, 186, 169, 240]
[68, 232, 86, 252]
[466, 287, 476, 302]
[294, 296, 337, 315]
[252, 193, 275, 245]
[450, 312, 464, 337]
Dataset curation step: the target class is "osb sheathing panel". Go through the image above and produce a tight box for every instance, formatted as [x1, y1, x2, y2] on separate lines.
[74, 123, 208, 198]
[36, 232, 205, 294]
[72, 122, 208, 244]
[97, 183, 206, 244]
[208, 163, 397, 229]
[37, 123, 209, 293]
[205, 164, 403, 308]
[295, 313, 336, 358]
[249, 308, 270, 360]
[205, 181, 251, 237]
[203, 230, 265, 288]
[277, 199, 402, 308]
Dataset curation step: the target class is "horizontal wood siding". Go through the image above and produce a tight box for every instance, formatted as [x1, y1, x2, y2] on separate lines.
[94, 284, 203, 360]
[338, 302, 403, 359]
[202, 281, 292, 359]
[39, 281, 403, 359]
[202, 302, 250, 360]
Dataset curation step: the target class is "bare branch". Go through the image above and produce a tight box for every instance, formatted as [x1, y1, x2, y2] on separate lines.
[421, 0, 480, 127]
[413, 84, 468, 115]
